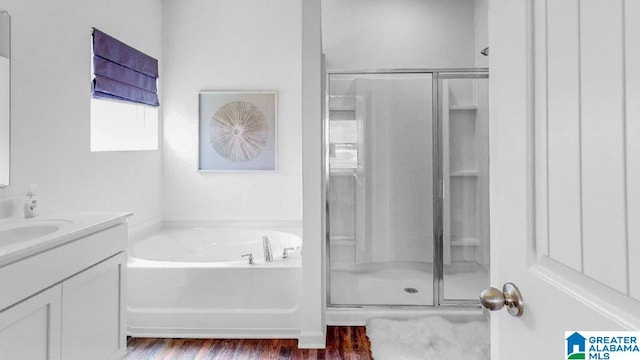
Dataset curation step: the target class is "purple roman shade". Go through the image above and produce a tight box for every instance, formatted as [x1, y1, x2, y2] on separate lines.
[91, 28, 159, 107]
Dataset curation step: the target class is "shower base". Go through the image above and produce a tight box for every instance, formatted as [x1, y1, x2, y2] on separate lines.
[326, 305, 485, 326]
[329, 265, 488, 306]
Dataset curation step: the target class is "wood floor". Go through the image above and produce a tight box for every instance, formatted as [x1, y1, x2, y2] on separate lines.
[125, 326, 372, 360]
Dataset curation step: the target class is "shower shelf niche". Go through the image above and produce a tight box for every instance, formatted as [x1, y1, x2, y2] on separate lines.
[327, 76, 359, 272]
[441, 78, 489, 269]
[450, 105, 478, 111]
[451, 238, 481, 247]
[329, 169, 355, 176]
[450, 170, 479, 177]
[328, 78, 360, 171]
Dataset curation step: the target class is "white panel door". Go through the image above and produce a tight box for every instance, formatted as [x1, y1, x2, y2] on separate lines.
[489, 0, 640, 358]
[579, 0, 627, 293]
[625, 0, 640, 302]
[545, 0, 582, 272]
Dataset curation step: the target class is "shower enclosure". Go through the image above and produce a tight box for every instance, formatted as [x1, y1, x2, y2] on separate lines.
[325, 69, 489, 308]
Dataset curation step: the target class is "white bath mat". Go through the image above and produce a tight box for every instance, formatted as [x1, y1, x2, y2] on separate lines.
[366, 316, 489, 360]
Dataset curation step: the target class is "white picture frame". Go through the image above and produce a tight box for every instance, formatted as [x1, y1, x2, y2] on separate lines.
[198, 91, 277, 172]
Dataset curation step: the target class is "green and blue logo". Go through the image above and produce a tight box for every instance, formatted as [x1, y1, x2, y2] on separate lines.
[567, 332, 586, 359]
[565, 331, 640, 360]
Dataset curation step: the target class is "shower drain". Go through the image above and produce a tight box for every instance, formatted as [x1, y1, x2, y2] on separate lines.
[404, 287, 419, 294]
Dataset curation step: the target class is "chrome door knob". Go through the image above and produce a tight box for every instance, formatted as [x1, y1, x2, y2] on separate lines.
[480, 282, 524, 317]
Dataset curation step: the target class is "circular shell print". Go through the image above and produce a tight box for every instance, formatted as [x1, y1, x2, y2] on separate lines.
[209, 101, 268, 162]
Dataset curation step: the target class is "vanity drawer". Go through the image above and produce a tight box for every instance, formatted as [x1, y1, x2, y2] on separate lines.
[0, 224, 126, 310]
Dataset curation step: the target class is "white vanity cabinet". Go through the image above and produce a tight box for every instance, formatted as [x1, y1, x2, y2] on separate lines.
[0, 285, 62, 360]
[0, 220, 128, 360]
[61, 253, 126, 360]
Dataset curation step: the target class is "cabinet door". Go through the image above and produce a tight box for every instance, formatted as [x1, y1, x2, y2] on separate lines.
[61, 253, 126, 360]
[0, 285, 62, 360]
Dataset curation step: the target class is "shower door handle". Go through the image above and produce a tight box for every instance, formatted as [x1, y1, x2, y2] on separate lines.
[479, 282, 524, 317]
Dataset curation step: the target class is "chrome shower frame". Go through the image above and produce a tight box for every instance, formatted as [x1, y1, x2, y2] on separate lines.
[323, 68, 489, 310]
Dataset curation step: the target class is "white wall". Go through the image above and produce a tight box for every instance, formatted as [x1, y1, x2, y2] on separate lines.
[0, 0, 163, 226]
[0, 56, 8, 186]
[474, 0, 489, 68]
[321, 0, 476, 69]
[161, 0, 302, 222]
[300, 0, 325, 347]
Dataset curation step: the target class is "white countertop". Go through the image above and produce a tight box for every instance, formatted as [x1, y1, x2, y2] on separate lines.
[0, 212, 131, 267]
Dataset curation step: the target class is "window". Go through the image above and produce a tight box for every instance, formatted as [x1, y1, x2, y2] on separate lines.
[90, 99, 158, 151]
[90, 28, 159, 152]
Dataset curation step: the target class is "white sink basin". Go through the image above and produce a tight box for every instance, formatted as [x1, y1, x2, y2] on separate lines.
[0, 220, 72, 246]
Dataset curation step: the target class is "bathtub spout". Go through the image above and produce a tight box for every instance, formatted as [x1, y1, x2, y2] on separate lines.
[262, 236, 273, 262]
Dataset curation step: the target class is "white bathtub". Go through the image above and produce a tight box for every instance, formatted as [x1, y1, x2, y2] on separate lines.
[126, 225, 302, 339]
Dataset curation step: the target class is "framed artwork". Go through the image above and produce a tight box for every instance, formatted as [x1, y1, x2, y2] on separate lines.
[198, 91, 277, 172]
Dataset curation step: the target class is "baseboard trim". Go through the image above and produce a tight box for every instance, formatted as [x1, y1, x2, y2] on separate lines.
[127, 326, 300, 339]
[297, 330, 326, 349]
[107, 348, 126, 360]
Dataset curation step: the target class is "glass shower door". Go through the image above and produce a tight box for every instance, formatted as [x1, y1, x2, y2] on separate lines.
[327, 73, 435, 306]
[438, 74, 490, 303]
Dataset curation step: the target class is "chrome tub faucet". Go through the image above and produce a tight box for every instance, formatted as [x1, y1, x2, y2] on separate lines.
[282, 247, 296, 259]
[262, 236, 273, 262]
[241, 252, 253, 265]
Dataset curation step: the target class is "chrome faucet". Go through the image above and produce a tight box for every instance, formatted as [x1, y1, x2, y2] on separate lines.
[262, 236, 273, 262]
[282, 247, 296, 259]
[241, 252, 253, 265]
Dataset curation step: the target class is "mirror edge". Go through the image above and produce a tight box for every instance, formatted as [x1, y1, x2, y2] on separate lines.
[0, 10, 9, 189]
